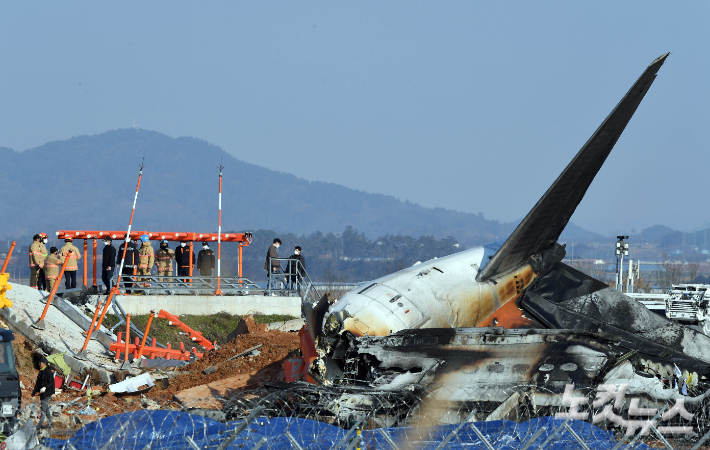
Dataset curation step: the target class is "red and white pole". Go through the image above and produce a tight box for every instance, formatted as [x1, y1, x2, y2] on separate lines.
[215, 160, 224, 295]
[93, 158, 146, 337]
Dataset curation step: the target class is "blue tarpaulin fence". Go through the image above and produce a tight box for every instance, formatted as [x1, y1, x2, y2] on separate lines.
[42, 412, 651, 449]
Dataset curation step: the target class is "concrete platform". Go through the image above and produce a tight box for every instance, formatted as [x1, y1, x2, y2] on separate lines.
[87, 294, 302, 316]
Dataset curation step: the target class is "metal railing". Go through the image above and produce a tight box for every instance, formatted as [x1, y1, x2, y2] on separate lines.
[108, 258, 322, 304]
[110, 274, 266, 296]
[267, 257, 321, 306]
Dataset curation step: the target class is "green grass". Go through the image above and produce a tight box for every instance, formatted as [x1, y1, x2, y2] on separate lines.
[252, 314, 297, 324]
[102, 312, 297, 347]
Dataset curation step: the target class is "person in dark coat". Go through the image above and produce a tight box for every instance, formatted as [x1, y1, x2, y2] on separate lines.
[175, 241, 195, 281]
[117, 239, 140, 294]
[264, 238, 281, 292]
[101, 237, 117, 294]
[287, 246, 306, 292]
[32, 356, 55, 429]
[197, 242, 215, 277]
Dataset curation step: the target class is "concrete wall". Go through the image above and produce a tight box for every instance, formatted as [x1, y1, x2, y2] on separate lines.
[89, 294, 302, 317]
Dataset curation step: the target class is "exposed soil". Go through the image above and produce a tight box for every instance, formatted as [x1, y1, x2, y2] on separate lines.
[103, 312, 294, 348]
[11, 313, 300, 434]
[149, 328, 299, 401]
[14, 333, 39, 389]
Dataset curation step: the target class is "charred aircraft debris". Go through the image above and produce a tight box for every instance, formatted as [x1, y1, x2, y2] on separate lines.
[257, 53, 710, 431]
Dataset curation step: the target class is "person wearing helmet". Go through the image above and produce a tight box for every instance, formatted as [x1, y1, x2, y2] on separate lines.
[43, 247, 64, 292]
[101, 237, 117, 294]
[155, 240, 175, 283]
[137, 235, 154, 294]
[59, 237, 82, 289]
[28, 234, 46, 290]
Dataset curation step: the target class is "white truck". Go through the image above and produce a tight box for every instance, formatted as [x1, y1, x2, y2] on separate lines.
[629, 284, 710, 335]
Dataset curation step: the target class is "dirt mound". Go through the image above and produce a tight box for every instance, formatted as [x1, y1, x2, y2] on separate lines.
[225, 314, 267, 342]
[150, 329, 299, 401]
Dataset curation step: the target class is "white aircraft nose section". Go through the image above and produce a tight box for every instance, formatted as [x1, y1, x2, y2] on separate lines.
[361, 284, 425, 329]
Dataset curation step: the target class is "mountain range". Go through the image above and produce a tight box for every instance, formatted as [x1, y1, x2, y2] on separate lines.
[0, 129, 672, 247]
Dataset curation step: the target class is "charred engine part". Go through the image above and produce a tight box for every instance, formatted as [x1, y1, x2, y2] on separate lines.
[346, 328, 616, 395]
[280, 327, 710, 432]
[520, 262, 710, 374]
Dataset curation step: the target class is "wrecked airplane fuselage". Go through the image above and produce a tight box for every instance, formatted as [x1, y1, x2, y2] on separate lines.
[289, 53, 710, 432]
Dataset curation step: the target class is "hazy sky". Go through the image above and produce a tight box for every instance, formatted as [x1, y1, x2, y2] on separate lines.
[1, 2, 708, 236]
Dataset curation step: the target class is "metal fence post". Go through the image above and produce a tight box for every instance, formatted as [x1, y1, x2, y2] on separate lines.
[520, 426, 546, 450]
[691, 428, 710, 450]
[286, 431, 306, 450]
[99, 421, 131, 450]
[614, 404, 668, 450]
[330, 419, 366, 450]
[537, 418, 570, 450]
[649, 425, 674, 450]
[470, 422, 495, 450]
[377, 428, 400, 450]
[563, 422, 592, 450]
[253, 437, 268, 450]
[434, 409, 477, 450]
[185, 435, 200, 450]
[216, 405, 265, 450]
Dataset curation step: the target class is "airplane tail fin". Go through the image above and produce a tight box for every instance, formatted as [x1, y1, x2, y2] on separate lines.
[478, 53, 669, 281]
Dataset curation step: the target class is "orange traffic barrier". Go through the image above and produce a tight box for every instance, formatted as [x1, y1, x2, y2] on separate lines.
[157, 309, 214, 351]
[33, 251, 72, 330]
[1, 242, 15, 273]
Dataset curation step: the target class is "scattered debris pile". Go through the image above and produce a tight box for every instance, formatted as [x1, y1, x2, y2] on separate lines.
[156, 328, 300, 407]
[7, 287, 301, 434]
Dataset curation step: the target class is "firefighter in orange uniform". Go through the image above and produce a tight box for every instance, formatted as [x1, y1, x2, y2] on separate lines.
[43, 247, 64, 291]
[59, 237, 82, 289]
[155, 240, 175, 282]
[28, 235, 46, 289]
[137, 235, 155, 292]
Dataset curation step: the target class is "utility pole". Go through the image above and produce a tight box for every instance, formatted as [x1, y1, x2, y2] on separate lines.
[215, 160, 224, 296]
[615, 236, 629, 292]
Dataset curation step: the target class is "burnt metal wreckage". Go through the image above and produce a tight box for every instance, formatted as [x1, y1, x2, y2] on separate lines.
[226, 53, 710, 437]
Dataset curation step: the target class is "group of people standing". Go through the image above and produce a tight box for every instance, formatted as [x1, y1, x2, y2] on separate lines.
[265, 238, 306, 292]
[30, 233, 308, 295]
[29, 234, 82, 291]
[101, 235, 216, 293]
[29, 234, 216, 294]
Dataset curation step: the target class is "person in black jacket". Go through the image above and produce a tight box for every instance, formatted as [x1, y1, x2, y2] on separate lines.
[117, 239, 140, 294]
[197, 243, 215, 277]
[32, 356, 55, 429]
[101, 237, 117, 294]
[287, 246, 306, 292]
[175, 241, 195, 281]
